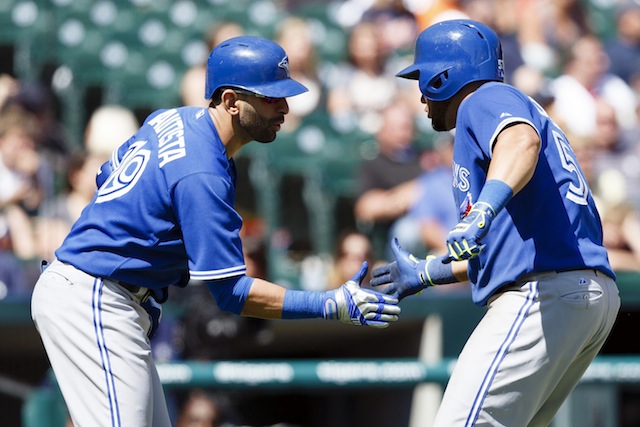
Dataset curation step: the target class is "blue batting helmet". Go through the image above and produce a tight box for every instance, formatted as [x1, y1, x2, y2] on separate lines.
[396, 19, 504, 101]
[204, 36, 308, 100]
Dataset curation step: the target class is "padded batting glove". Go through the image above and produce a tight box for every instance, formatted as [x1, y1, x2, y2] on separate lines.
[323, 262, 401, 329]
[445, 201, 495, 262]
[370, 238, 455, 301]
[445, 180, 513, 263]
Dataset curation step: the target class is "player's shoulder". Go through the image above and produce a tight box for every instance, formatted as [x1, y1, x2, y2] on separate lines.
[142, 106, 207, 123]
[462, 82, 530, 115]
[475, 81, 525, 100]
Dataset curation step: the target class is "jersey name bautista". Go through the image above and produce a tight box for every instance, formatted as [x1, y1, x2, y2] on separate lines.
[148, 109, 187, 167]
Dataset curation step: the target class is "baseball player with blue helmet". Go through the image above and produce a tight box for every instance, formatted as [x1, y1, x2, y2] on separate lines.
[31, 36, 400, 427]
[371, 20, 620, 426]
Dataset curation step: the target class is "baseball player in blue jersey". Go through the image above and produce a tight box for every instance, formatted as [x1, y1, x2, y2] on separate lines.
[31, 36, 400, 427]
[371, 20, 620, 426]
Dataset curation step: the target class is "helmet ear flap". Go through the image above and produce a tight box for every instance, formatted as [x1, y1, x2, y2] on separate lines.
[430, 70, 449, 91]
[419, 68, 451, 100]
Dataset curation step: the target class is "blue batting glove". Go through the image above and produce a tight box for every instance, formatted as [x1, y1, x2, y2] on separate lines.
[323, 261, 401, 329]
[370, 238, 453, 300]
[445, 201, 495, 262]
[141, 296, 162, 339]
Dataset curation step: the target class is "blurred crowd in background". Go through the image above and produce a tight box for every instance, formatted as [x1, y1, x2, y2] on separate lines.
[1, 0, 640, 424]
[2, 0, 640, 335]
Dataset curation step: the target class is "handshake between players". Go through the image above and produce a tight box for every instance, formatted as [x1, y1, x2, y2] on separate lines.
[368, 195, 497, 300]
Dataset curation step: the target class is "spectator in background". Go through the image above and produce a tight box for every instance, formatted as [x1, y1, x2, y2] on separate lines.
[586, 99, 640, 272]
[180, 21, 245, 108]
[3, 80, 71, 211]
[462, 0, 525, 85]
[605, 0, 640, 94]
[510, 64, 556, 112]
[532, 0, 591, 52]
[0, 74, 19, 109]
[406, 133, 458, 257]
[35, 150, 103, 261]
[84, 104, 140, 162]
[403, 134, 472, 295]
[326, 229, 376, 290]
[32, 105, 138, 262]
[275, 16, 325, 132]
[0, 106, 45, 261]
[6, 80, 69, 157]
[550, 34, 638, 138]
[0, 215, 31, 300]
[516, 0, 592, 74]
[590, 98, 640, 208]
[326, 21, 399, 135]
[0, 107, 43, 212]
[175, 389, 238, 427]
[570, 148, 640, 274]
[408, 0, 467, 30]
[361, 0, 419, 56]
[354, 101, 424, 259]
[598, 201, 640, 272]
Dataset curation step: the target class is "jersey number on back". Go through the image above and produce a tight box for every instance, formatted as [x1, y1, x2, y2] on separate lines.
[96, 140, 151, 203]
[530, 96, 589, 206]
[552, 130, 588, 206]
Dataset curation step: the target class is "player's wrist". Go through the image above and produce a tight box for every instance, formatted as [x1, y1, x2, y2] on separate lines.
[282, 289, 327, 319]
[424, 255, 456, 285]
[475, 179, 513, 217]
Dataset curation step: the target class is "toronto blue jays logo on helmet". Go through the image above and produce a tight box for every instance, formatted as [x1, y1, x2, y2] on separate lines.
[278, 56, 290, 77]
[497, 58, 505, 80]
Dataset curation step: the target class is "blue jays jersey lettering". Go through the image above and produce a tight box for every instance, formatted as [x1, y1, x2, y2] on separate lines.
[56, 106, 246, 291]
[452, 82, 614, 305]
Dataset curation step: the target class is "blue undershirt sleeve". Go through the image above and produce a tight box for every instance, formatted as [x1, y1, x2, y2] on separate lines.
[206, 275, 254, 315]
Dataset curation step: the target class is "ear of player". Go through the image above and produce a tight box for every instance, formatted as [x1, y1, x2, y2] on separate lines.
[370, 238, 454, 301]
[323, 261, 401, 328]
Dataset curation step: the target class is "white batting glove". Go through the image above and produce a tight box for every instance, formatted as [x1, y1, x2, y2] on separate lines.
[323, 262, 401, 328]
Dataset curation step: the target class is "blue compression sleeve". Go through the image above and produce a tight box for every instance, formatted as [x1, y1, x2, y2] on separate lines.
[282, 289, 331, 319]
[476, 179, 513, 214]
[206, 275, 254, 314]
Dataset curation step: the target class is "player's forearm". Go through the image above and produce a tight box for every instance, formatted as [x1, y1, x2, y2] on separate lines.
[241, 277, 287, 319]
[240, 267, 400, 328]
[241, 278, 331, 320]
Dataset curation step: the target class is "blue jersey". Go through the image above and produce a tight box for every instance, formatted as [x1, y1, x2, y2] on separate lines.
[451, 82, 614, 306]
[56, 107, 246, 298]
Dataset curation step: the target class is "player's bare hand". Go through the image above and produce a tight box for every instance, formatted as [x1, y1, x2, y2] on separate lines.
[324, 261, 401, 328]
